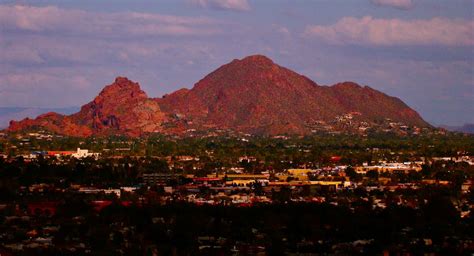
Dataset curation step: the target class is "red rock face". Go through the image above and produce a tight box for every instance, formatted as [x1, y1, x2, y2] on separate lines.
[325, 82, 428, 126]
[8, 55, 429, 137]
[8, 77, 166, 137]
[157, 55, 429, 134]
[70, 77, 166, 136]
[9, 112, 94, 137]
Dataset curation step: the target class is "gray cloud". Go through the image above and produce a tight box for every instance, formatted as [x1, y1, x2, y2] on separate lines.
[304, 16, 474, 46]
[189, 0, 250, 11]
[370, 0, 414, 10]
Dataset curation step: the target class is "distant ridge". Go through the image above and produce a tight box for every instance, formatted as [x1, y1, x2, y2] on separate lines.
[7, 55, 430, 137]
[440, 123, 474, 134]
[0, 107, 79, 129]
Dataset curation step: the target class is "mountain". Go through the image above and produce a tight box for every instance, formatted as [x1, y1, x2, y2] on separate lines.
[440, 123, 474, 134]
[6, 55, 429, 137]
[0, 107, 79, 129]
[157, 55, 428, 134]
[8, 77, 166, 137]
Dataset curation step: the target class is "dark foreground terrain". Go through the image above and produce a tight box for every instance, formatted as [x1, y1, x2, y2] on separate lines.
[0, 133, 473, 255]
[1, 196, 473, 255]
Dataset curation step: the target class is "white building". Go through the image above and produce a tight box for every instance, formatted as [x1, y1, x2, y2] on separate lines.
[72, 148, 100, 159]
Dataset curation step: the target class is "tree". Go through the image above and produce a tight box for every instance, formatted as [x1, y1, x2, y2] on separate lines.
[366, 170, 379, 180]
[345, 166, 362, 182]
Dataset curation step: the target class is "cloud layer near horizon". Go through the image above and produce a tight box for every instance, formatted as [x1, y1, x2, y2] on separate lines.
[370, 0, 413, 10]
[189, 0, 250, 11]
[304, 16, 474, 46]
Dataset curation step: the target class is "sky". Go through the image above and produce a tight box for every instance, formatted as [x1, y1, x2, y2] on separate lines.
[0, 0, 473, 126]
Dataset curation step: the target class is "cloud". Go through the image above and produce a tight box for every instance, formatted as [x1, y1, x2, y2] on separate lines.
[370, 0, 413, 10]
[0, 69, 98, 107]
[0, 5, 220, 36]
[276, 26, 290, 35]
[0, 42, 44, 64]
[304, 16, 474, 46]
[189, 0, 250, 11]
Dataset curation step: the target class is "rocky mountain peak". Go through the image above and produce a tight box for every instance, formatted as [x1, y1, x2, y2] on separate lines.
[239, 54, 274, 65]
[7, 56, 430, 137]
[97, 76, 147, 102]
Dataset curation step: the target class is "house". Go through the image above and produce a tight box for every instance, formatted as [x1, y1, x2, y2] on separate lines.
[47, 150, 75, 157]
[461, 180, 473, 193]
[44, 148, 99, 159]
[72, 148, 100, 159]
[208, 173, 269, 180]
[287, 169, 315, 176]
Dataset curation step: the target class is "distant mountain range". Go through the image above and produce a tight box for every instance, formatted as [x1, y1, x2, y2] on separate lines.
[440, 124, 474, 134]
[6, 55, 430, 137]
[0, 107, 79, 129]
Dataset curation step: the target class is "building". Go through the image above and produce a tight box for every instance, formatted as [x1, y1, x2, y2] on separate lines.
[208, 173, 269, 180]
[37, 148, 99, 159]
[142, 173, 181, 185]
[354, 162, 422, 174]
[227, 179, 256, 187]
[72, 148, 100, 159]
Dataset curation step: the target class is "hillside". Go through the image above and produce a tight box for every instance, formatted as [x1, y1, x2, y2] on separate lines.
[157, 55, 429, 134]
[7, 55, 429, 137]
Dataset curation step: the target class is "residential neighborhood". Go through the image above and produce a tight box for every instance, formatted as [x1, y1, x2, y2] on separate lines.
[0, 132, 473, 254]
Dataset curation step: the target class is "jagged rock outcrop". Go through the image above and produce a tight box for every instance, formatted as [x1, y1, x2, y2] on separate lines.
[8, 55, 429, 137]
[9, 77, 166, 137]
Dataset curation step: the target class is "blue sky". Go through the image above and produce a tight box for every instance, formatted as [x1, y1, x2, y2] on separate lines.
[0, 0, 472, 125]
